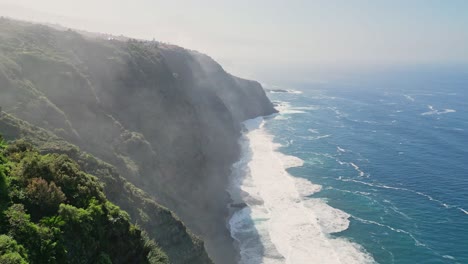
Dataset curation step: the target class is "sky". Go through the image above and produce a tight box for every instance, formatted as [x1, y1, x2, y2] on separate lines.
[0, 0, 467, 81]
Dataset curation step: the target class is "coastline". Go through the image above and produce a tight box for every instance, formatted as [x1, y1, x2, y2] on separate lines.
[227, 114, 375, 264]
[0, 17, 279, 264]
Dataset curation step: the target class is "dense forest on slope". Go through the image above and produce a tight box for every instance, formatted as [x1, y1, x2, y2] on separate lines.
[0, 134, 168, 264]
[0, 18, 275, 263]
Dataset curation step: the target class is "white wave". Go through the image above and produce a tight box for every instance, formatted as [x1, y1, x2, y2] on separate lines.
[336, 159, 348, 166]
[300, 134, 332, 141]
[421, 105, 456, 116]
[351, 216, 427, 248]
[339, 178, 458, 210]
[382, 200, 412, 220]
[294, 177, 322, 197]
[291, 105, 320, 111]
[264, 84, 303, 94]
[287, 89, 303, 94]
[434, 126, 464, 131]
[435, 109, 456, 115]
[363, 120, 378, 124]
[308, 128, 320, 134]
[274, 101, 306, 114]
[335, 160, 366, 177]
[403, 94, 415, 102]
[280, 152, 304, 169]
[228, 118, 375, 264]
[274, 115, 289, 120]
[350, 163, 366, 177]
[303, 199, 351, 234]
[458, 208, 468, 215]
[312, 134, 331, 140]
[268, 89, 303, 94]
[414, 191, 451, 208]
[311, 95, 337, 100]
[328, 107, 347, 118]
[273, 101, 290, 112]
[328, 186, 372, 196]
[337, 146, 346, 153]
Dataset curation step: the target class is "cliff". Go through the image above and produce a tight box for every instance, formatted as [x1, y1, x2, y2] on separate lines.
[0, 114, 212, 263]
[0, 18, 276, 263]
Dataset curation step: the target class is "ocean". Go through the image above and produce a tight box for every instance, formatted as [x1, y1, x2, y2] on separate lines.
[228, 67, 468, 264]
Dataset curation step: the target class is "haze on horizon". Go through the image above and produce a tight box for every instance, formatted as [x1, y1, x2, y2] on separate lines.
[1, 0, 467, 82]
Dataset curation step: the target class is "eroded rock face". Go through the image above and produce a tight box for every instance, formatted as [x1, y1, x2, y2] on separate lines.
[0, 18, 276, 263]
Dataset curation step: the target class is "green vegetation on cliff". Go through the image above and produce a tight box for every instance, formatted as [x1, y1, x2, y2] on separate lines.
[0, 134, 168, 263]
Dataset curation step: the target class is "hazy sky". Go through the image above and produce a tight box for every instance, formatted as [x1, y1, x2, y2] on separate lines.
[1, 0, 467, 80]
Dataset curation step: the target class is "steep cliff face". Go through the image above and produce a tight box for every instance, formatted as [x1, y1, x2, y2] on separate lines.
[0, 114, 211, 264]
[0, 18, 276, 263]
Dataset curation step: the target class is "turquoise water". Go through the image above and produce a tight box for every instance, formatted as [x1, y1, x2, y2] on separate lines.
[264, 68, 468, 263]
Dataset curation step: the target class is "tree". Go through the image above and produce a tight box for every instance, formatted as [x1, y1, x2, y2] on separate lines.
[0, 234, 28, 264]
[4, 204, 31, 237]
[25, 178, 66, 217]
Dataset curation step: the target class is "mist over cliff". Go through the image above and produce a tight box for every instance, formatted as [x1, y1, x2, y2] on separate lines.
[0, 18, 276, 263]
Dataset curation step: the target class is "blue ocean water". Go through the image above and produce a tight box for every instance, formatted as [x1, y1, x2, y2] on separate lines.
[264, 67, 468, 263]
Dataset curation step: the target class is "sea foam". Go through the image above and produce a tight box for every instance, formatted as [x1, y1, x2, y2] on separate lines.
[228, 117, 375, 264]
[421, 105, 456, 116]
